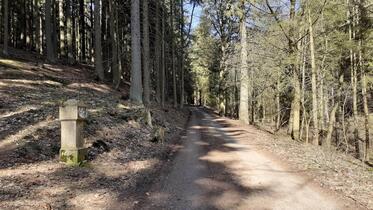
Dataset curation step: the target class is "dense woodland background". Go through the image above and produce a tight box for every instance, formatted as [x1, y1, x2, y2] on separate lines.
[0, 0, 372, 162]
[192, 0, 372, 162]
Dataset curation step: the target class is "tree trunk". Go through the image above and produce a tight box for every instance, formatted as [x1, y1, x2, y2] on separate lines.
[170, 0, 177, 108]
[66, 0, 74, 64]
[360, 37, 370, 162]
[142, 0, 150, 105]
[130, 0, 143, 103]
[288, 0, 300, 141]
[3, 0, 9, 55]
[94, 0, 104, 80]
[155, 0, 161, 103]
[109, 0, 119, 88]
[161, 1, 166, 108]
[292, 71, 301, 141]
[308, 8, 319, 145]
[34, 0, 42, 54]
[179, 0, 185, 108]
[325, 103, 338, 149]
[59, 0, 65, 57]
[45, 0, 56, 62]
[239, 0, 249, 124]
[79, 0, 86, 62]
[276, 75, 281, 130]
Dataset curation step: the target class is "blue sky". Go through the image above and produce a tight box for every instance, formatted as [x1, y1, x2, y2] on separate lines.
[185, 3, 202, 31]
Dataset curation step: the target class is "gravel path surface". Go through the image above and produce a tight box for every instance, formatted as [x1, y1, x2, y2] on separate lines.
[138, 108, 361, 210]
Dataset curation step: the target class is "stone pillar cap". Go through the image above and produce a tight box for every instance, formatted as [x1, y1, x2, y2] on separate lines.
[62, 99, 87, 107]
[60, 99, 88, 120]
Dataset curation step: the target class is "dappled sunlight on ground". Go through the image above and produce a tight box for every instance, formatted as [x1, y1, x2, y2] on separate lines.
[0, 59, 28, 69]
[0, 118, 56, 151]
[67, 83, 112, 94]
[0, 56, 190, 209]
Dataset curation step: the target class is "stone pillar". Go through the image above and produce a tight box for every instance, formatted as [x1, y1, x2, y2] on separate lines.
[59, 99, 88, 165]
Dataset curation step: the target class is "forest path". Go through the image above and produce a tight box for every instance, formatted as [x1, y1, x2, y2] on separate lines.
[137, 108, 353, 210]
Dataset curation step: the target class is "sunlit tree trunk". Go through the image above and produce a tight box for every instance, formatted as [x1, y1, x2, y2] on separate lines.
[289, 0, 300, 141]
[239, 0, 249, 124]
[308, 8, 319, 145]
[59, 0, 65, 57]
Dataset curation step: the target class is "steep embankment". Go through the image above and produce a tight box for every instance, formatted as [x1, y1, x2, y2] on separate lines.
[0, 51, 189, 209]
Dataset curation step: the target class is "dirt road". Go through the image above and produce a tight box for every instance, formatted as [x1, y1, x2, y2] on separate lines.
[138, 108, 358, 210]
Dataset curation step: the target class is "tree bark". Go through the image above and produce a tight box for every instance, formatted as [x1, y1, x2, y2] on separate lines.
[171, 0, 177, 108]
[155, 0, 161, 103]
[34, 0, 42, 54]
[94, 0, 104, 80]
[3, 0, 9, 55]
[79, 0, 86, 62]
[66, 0, 74, 64]
[109, 0, 119, 88]
[308, 8, 319, 145]
[58, 0, 65, 57]
[325, 104, 338, 149]
[179, 0, 185, 108]
[45, 0, 56, 62]
[161, 1, 166, 108]
[130, 0, 143, 104]
[142, 0, 150, 105]
[239, 0, 249, 124]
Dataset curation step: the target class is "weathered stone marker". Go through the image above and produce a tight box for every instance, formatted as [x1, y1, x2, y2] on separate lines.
[59, 99, 88, 166]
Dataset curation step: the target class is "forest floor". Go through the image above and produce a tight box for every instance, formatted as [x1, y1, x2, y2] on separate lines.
[252, 123, 373, 209]
[0, 49, 190, 209]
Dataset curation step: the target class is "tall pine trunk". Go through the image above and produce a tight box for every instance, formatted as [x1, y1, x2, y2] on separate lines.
[142, 0, 150, 105]
[155, 0, 161, 103]
[130, 0, 143, 103]
[94, 0, 104, 80]
[45, 0, 56, 62]
[66, 0, 74, 64]
[79, 0, 86, 62]
[179, 0, 185, 108]
[35, 0, 42, 54]
[109, 0, 119, 88]
[161, 1, 166, 108]
[170, 0, 177, 108]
